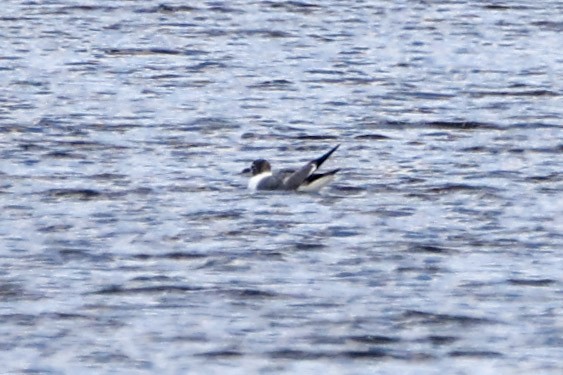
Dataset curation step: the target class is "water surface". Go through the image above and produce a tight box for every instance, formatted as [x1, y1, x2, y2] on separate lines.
[1, 1, 562, 374]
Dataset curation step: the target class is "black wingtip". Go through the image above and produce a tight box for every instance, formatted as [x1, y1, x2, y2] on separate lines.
[312, 144, 340, 169]
[305, 168, 340, 183]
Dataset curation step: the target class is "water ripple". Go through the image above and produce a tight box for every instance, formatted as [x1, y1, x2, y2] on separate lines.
[0, 0, 561, 373]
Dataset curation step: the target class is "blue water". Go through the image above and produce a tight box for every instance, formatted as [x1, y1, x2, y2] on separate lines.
[1, 1, 562, 374]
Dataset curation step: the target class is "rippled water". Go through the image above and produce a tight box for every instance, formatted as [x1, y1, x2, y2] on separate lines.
[1, 1, 562, 373]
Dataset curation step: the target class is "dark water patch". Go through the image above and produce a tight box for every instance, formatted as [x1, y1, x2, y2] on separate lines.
[515, 118, 561, 130]
[43, 188, 104, 201]
[239, 29, 294, 38]
[399, 176, 426, 184]
[206, 3, 244, 14]
[225, 288, 279, 299]
[470, 89, 559, 98]
[148, 73, 183, 80]
[168, 142, 214, 150]
[131, 275, 176, 283]
[373, 209, 415, 218]
[138, 4, 198, 13]
[1, 313, 37, 326]
[482, 4, 515, 10]
[423, 121, 498, 130]
[193, 28, 230, 38]
[461, 145, 499, 154]
[186, 61, 227, 73]
[55, 139, 123, 151]
[326, 226, 360, 237]
[185, 210, 244, 221]
[307, 335, 345, 345]
[341, 348, 390, 359]
[269, 348, 433, 360]
[78, 351, 151, 368]
[401, 310, 497, 326]
[253, 250, 285, 260]
[537, 186, 561, 195]
[531, 20, 563, 31]
[525, 173, 562, 183]
[509, 147, 533, 154]
[43, 150, 84, 159]
[11, 79, 46, 87]
[268, 349, 327, 360]
[248, 79, 295, 90]
[306, 76, 378, 85]
[293, 242, 326, 251]
[370, 120, 501, 131]
[65, 60, 100, 70]
[427, 183, 493, 194]
[460, 280, 505, 289]
[104, 48, 197, 57]
[327, 99, 356, 107]
[240, 132, 285, 141]
[347, 348, 434, 360]
[41, 312, 91, 321]
[195, 350, 243, 358]
[4, 99, 35, 111]
[396, 265, 443, 274]
[89, 213, 118, 226]
[92, 285, 203, 295]
[507, 278, 556, 287]
[354, 134, 391, 140]
[182, 117, 236, 132]
[0, 282, 26, 301]
[264, 1, 322, 14]
[332, 185, 367, 194]
[160, 334, 208, 343]
[306, 68, 344, 76]
[57, 5, 118, 13]
[195, 258, 236, 271]
[292, 134, 339, 141]
[33, 116, 74, 130]
[348, 335, 400, 345]
[449, 350, 503, 358]
[407, 244, 454, 254]
[529, 144, 563, 154]
[47, 248, 111, 264]
[131, 252, 207, 261]
[410, 91, 455, 100]
[420, 335, 459, 345]
[1, 0, 560, 371]
[461, 170, 521, 182]
[168, 185, 212, 194]
[287, 302, 349, 312]
[0, 16, 36, 22]
[18, 142, 48, 151]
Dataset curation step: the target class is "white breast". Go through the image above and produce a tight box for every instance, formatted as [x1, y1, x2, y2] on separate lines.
[248, 172, 272, 191]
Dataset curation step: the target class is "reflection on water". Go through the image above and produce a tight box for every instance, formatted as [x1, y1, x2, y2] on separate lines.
[1, 1, 562, 374]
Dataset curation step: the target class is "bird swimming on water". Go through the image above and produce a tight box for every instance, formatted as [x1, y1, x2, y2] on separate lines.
[242, 144, 340, 192]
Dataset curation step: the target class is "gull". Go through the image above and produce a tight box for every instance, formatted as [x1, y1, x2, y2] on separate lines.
[242, 144, 340, 192]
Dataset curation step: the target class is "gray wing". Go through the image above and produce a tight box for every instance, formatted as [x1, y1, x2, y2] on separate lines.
[282, 163, 316, 190]
[256, 174, 286, 190]
[281, 145, 340, 190]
